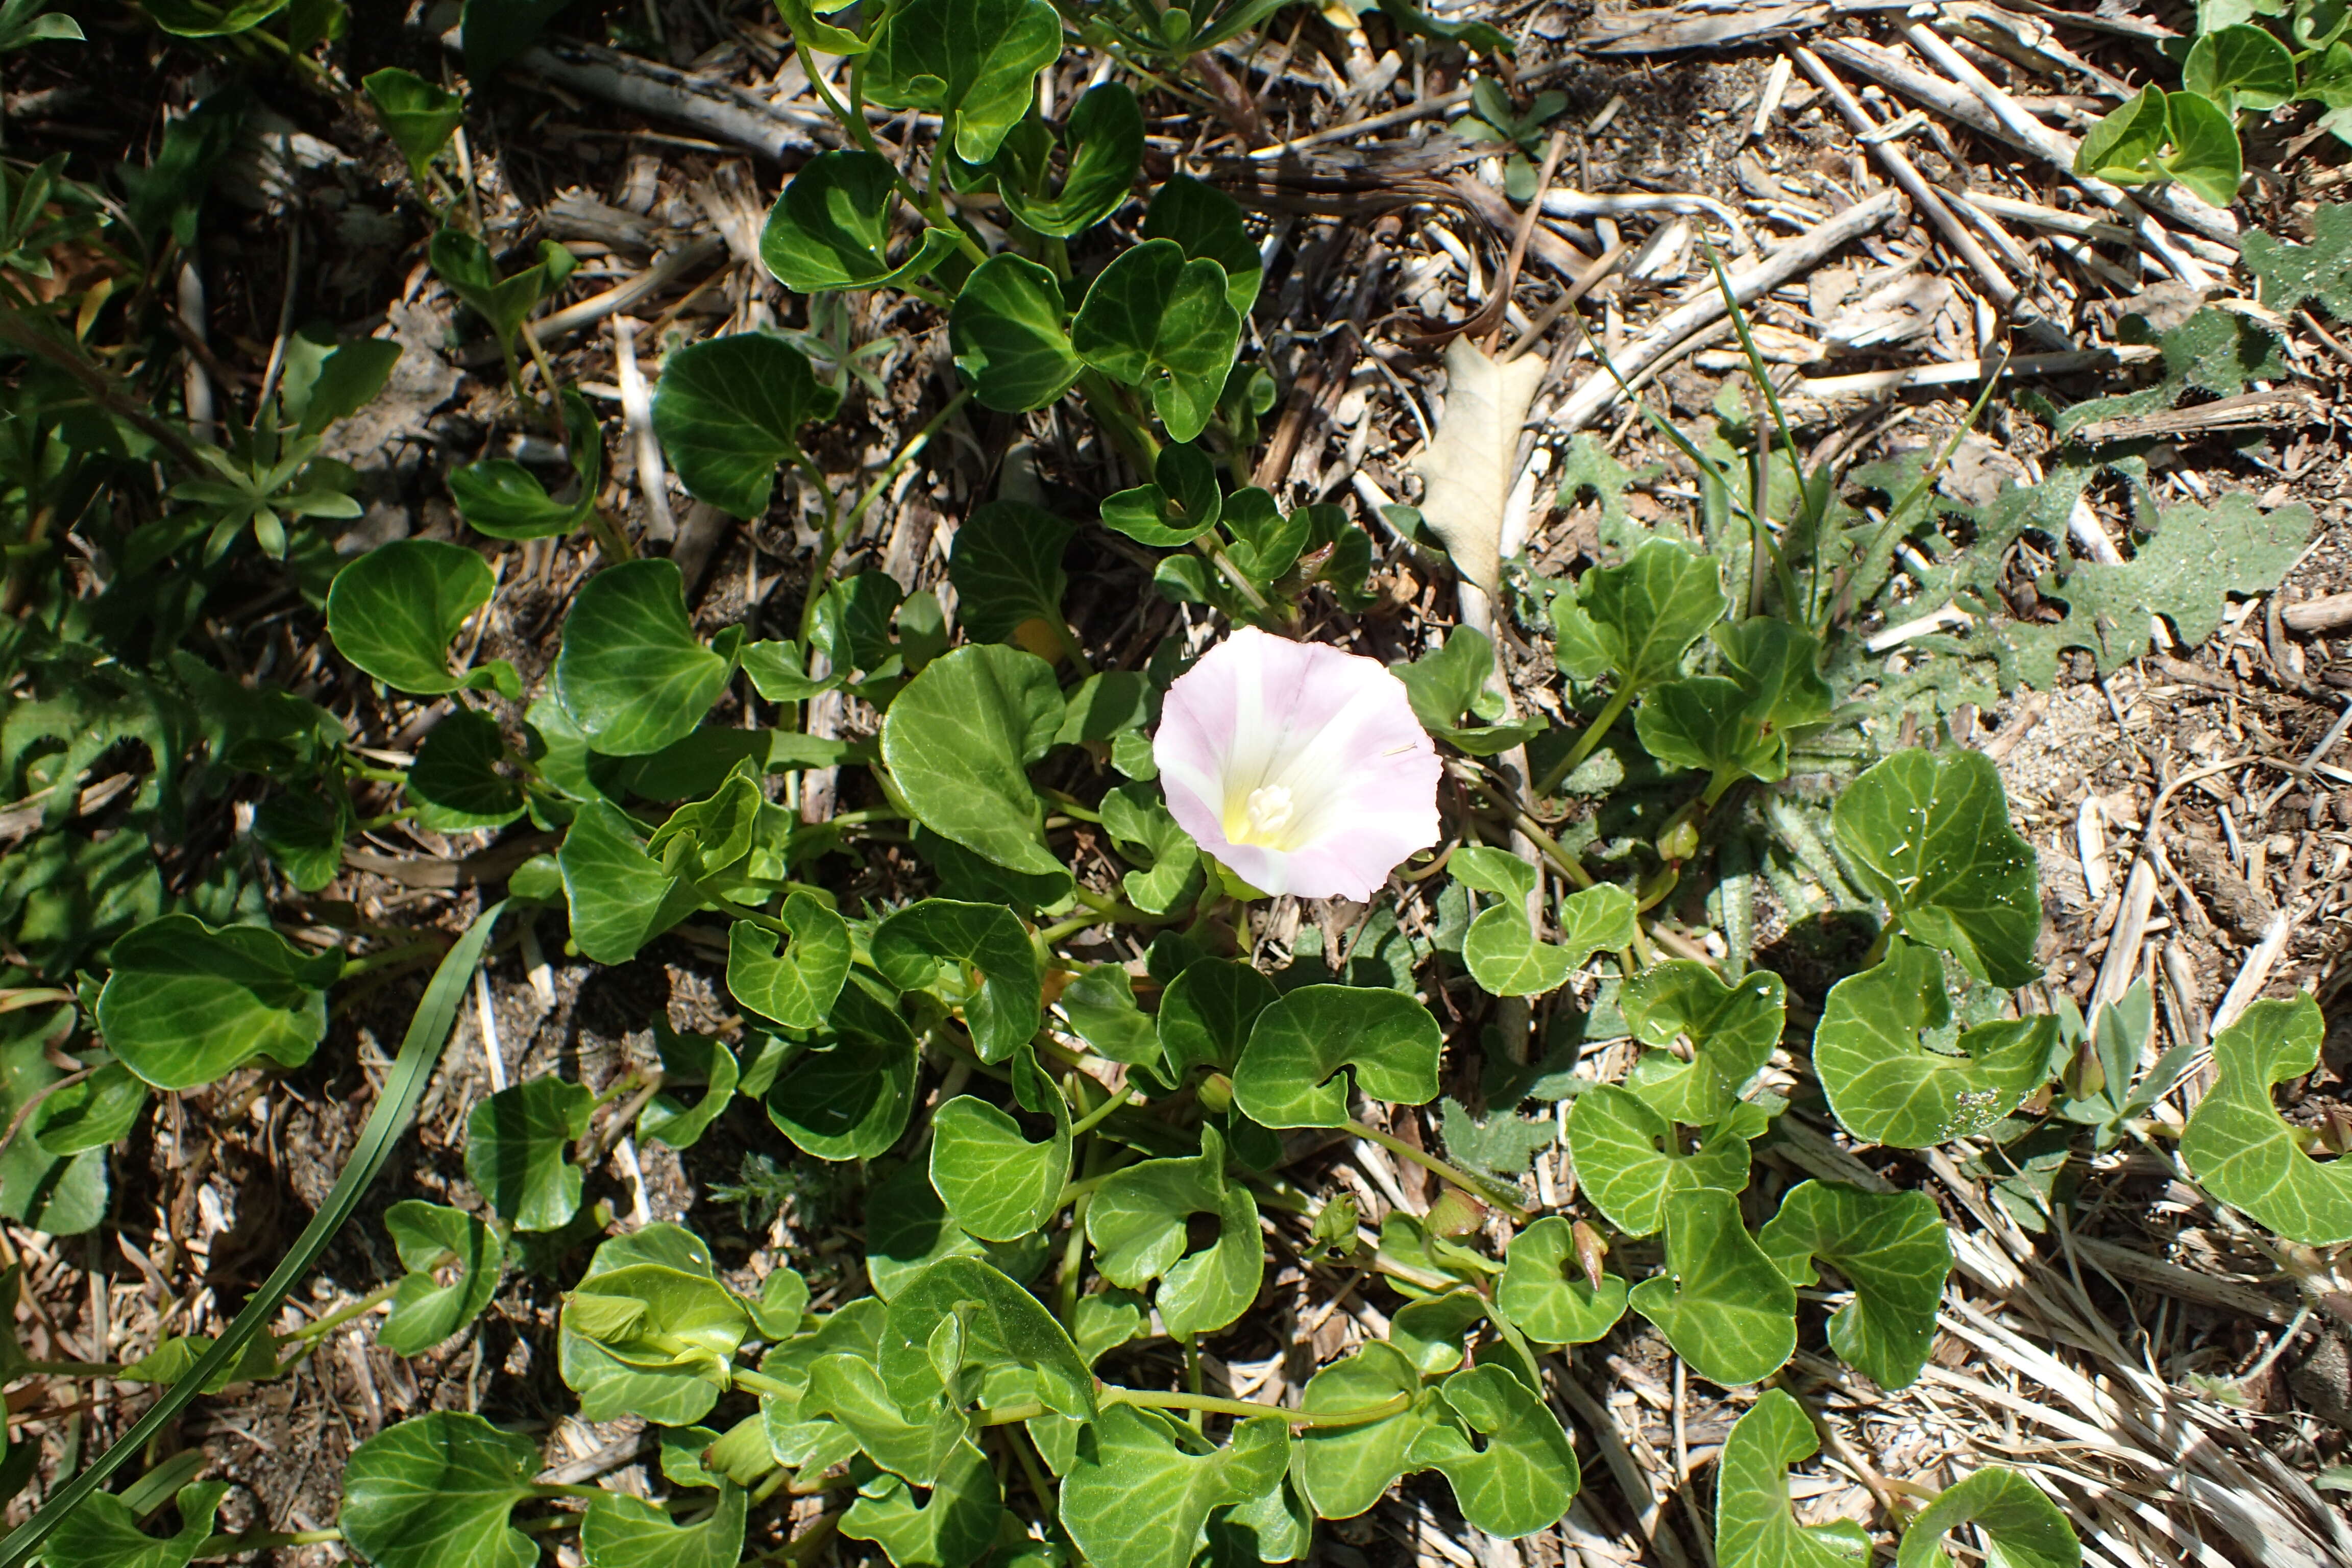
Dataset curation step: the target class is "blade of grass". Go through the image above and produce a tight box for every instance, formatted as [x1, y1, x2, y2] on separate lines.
[0, 902, 506, 1568]
[1698, 241, 1806, 619]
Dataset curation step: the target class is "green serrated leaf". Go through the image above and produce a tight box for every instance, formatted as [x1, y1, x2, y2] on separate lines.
[1812, 939, 2056, 1149]
[96, 915, 337, 1091]
[1495, 1217, 1628, 1345]
[380, 1199, 502, 1356]
[1630, 1188, 1797, 1387]
[2181, 995, 2352, 1243]
[339, 1412, 542, 1568]
[466, 1075, 592, 1232]
[651, 332, 839, 519]
[1714, 1390, 1874, 1568]
[1832, 749, 2040, 988]
[2242, 200, 2352, 316]
[1565, 1087, 1763, 1236]
[1232, 984, 1440, 1129]
[1436, 1095, 1555, 1180]
[1758, 1181, 1948, 1389]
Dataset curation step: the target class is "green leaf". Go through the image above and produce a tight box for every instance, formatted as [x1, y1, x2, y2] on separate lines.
[116, 1332, 279, 1393]
[639, 1027, 740, 1150]
[2242, 200, 2352, 316]
[1295, 1340, 1432, 1520]
[1458, 860, 1637, 999]
[1099, 783, 1202, 917]
[339, 1412, 542, 1568]
[1390, 627, 1537, 755]
[465, 1075, 593, 1232]
[2184, 22, 2296, 112]
[459, 0, 575, 73]
[1140, 175, 1262, 317]
[1621, 961, 1785, 1125]
[362, 66, 462, 186]
[1495, 1217, 1628, 1345]
[28, 1061, 146, 1157]
[764, 973, 922, 1160]
[1059, 963, 1162, 1067]
[873, 898, 1043, 1064]
[1157, 958, 1278, 1079]
[1407, 1364, 1579, 1537]
[1564, 1086, 1763, 1236]
[1086, 1124, 1262, 1337]
[1549, 536, 1726, 692]
[1629, 1188, 1797, 1387]
[1813, 939, 2057, 1149]
[840, 1438, 1002, 1568]
[1636, 618, 1830, 788]
[556, 558, 736, 757]
[428, 229, 574, 357]
[96, 915, 337, 1092]
[1832, 749, 2041, 988]
[1056, 671, 1152, 748]
[879, 1257, 1096, 1418]
[948, 499, 1069, 643]
[1232, 984, 1441, 1129]
[40, 1477, 224, 1568]
[2073, 84, 2168, 182]
[931, 1050, 1070, 1242]
[1435, 1095, 1556, 1180]
[582, 1483, 747, 1568]
[326, 540, 509, 697]
[1758, 1181, 1949, 1389]
[867, 1157, 1052, 1300]
[1063, 1406, 1289, 1568]
[774, 0, 866, 54]
[142, 0, 288, 37]
[651, 332, 839, 519]
[1376, 0, 1515, 56]
[1103, 439, 1223, 547]
[951, 254, 1083, 412]
[1072, 239, 1243, 443]
[1714, 1390, 1874, 1568]
[803, 1353, 969, 1484]
[740, 639, 839, 703]
[558, 799, 704, 964]
[865, 0, 1061, 163]
[560, 1233, 751, 1426]
[380, 1199, 503, 1356]
[726, 893, 852, 1031]
[1896, 1467, 2079, 1568]
[294, 336, 404, 438]
[880, 644, 1065, 879]
[2180, 995, 2352, 1243]
[410, 709, 525, 832]
[993, 83, 1143, 237]
[760, 150, 961, 292]
[449, 388, 604, 541]
[2158, 88, 2244, 207]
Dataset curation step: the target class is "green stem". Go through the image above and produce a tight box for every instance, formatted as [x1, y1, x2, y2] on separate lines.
[1067, 1083, 1138, 1140]
[1101, 1387, 1415, 1429]
[733, 1367, 798, 1402]
[283, 1281, 402, 1345]
[1535, 681, 1639, 797]
[844, 390, 973, 528]
[1341, 1117, 1531, 1222]
[794, 454, 842, 650]
[1075, 369, 1160, 474]
[195, 1528, 341, 1556]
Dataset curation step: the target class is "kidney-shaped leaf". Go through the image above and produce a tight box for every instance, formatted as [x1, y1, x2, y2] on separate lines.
[97, 914, 338, 1091]
[874, 898, 1043, 1064]
[1622, 961, 1785, 1126]
[1085, 1123, 1263, 1337]
[651, 332, 840, 519]
[2180, 995, 2352, 1244]
[340, 1411, 542, 1568]
[994, 82, 1143, 238]
[865, 0, 1061, 163]
[1813, 939, 2056, 1149]
[726, 892, 852, 1031]
[1758, 1180, 1949, 1390]
[327, 539, 511, 697]
[362, 66, 463, 186]
[559, 1226, 751, 1427]
[1564, 1086, 1762, 1237]
[761, 150, 962, 292]
[1495, 1217, 1629, 1345]
[1158, 958, 1278, 1080]
[450, 389, 604, 541]
[1714, 1390, 1875, 1568]
[638, 1027, 740, 1150]
[1896, 1466, 2079, 1568]
[1832, 749, 2041, 988]
[1141, 175, 1262, 317]
[380, 1199, 503, 1356]
[1072, 239, 1242, 443]
[1232, 984, 1441, 1129]
[1628, 1187, 1796, 1387]
[1408, 1364, 1579, 1538]
[1296, 1340, 1433, 1521]
[879, 1256, 1095, 1419]
[1062, 1406, 1288, 1568]
[947, 498, 1070, 645]
[950, 253, 1082, 413]
[1101, 438, 1222, 548]
[556, 558, 737, 757]
[582, 1484, 748, 1568]
[465, 1075, 593, 1232]
[410, 709, 526, 832]
[880, 644, 1066, 879]
[764, 973, 922, 1161]
[43, 1481, 226, 1568]
[931, 1051, 1070, 1243]
[840, 1437, 1002, 1568]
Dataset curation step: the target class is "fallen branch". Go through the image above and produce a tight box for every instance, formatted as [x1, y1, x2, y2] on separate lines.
[2282, 590, 2352, 634]
[1791, 344, 2157, 400]
[1548, 187, 1904, 433]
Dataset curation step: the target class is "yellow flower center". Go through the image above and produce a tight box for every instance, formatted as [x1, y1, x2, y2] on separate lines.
[1223, 783, 1303, 849]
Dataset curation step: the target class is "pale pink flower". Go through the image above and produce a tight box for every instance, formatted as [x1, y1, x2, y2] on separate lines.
[1153, 626, 1442, 900]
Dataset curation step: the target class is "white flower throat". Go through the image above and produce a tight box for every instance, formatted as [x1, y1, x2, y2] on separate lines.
[1224, 782, 1303, 849]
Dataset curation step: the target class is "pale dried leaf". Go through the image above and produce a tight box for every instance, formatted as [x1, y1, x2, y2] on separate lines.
[1412, 337, 1548, 597]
